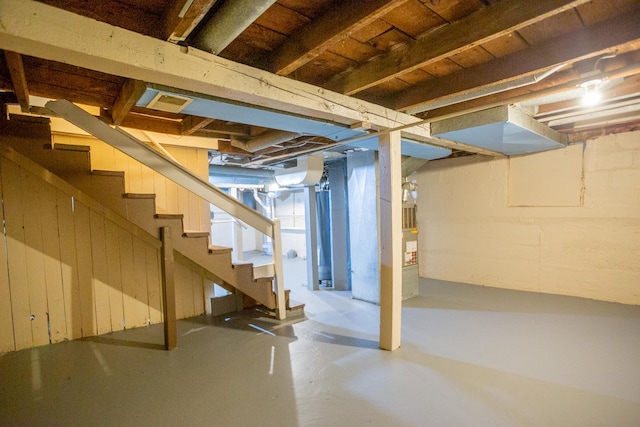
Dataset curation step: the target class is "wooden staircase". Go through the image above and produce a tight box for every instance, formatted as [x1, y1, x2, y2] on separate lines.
[1, 114, 302, 315]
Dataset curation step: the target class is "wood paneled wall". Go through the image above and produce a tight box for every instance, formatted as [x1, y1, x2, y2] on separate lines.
[53, 134, 211, 232]
[0, 151, 208, 353]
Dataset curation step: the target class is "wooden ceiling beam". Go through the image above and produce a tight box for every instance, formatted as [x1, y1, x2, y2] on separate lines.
[164, 0, 219, 43]
[113, 113, 184, 135]
[269, 0, 409, 76]
[326, 0, 591, 96]
[3, 51, 30, 112]
[215, 140, 253, 155]
[111, 79, 147, 125]
[181, 116, 215, 135]
[536, 74, 640, 118]
[199, 121, 252, 137]
[387, 11, 640, 112]
[421, 54, 640, 122]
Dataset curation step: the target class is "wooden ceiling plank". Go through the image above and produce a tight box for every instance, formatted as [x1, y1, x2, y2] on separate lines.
[326, 0, 592, 95]
[3, 51, 30, 112]
[381, 0, 446, 38]
[36, 0, 165, 39]
[270, 0, 410, 76]
[111, 79, 147, 125]
[389, 11, 640, 112]
[164, 0, 219, 43]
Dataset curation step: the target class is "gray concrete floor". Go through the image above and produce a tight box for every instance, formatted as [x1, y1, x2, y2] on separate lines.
[1, 262, 639, 426]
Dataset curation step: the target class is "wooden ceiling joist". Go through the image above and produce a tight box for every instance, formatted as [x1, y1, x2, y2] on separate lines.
[326, 0, 591, 96]
[388, 12, 640, 113]
[117, 113, 183, 135]
[181, 116, 215, 135]
[270, 0, 410, 76]
[111, 79, 147, 125]
[198, 121, 252, 137]
[3, 51, 29, 112]
[164, 0, 219, 43]
[421, 54, 640, 122]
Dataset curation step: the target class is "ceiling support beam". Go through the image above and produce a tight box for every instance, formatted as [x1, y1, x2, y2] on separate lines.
[181, 116, 215, 135]
[111, 79, 147, 125]
[0, 0, 499, 155]
[389, 11, 640, 113]
[326, 0, 591, 96]
[3, 51, 30, 112]
[164, 0, 219, 43]
[198, 122, 251, 137]
[270, 0, 409, 76]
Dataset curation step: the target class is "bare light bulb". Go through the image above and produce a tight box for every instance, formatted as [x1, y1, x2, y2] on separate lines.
[580, 79, 603, 106]
[582, 86, 602, 106]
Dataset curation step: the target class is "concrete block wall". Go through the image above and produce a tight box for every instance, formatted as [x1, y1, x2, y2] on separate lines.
[415, 131, 640, 305]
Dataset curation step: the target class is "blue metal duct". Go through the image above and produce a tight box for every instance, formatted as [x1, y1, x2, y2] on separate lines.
[138, 85, 452, 160]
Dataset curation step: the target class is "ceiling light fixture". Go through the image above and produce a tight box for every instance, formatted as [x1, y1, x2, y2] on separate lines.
[578, 53, 617, 107]
[580, 79, 603, 106]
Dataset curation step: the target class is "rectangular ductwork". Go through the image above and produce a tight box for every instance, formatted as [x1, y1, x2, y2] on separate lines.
[431, 105, 567, 155]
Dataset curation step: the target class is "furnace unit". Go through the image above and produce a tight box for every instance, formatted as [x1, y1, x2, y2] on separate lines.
[402, 203, 419, 300]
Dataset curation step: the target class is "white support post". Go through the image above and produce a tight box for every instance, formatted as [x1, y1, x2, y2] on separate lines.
[272, 219, 286, 320]
[378, 131, 403, 351]
[304, 185, 320, 291]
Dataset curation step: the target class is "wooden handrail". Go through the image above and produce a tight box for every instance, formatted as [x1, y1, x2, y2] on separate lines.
[46, 99, 286, 319]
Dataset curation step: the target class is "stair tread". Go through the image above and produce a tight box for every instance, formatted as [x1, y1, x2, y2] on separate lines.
[53, 143, 90, 152]
[232, 260, 252, 266]
[208, 245, 232, 254]
[123, 193, 156, 199]
[93, 170, 124, 177]
[155, 213, 184, 219]
[287, 299, 305, 311]
[183, 231, 210, 238]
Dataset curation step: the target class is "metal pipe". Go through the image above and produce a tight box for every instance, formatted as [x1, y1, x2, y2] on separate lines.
[194, 0, 278, 55]
[208, 164, 274, 179]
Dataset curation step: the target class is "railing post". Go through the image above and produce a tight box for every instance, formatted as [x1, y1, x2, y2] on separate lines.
[271, 219, 286, 320]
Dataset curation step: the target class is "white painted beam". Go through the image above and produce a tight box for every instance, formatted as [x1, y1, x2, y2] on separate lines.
[0, 0, 494, 155]
[378, 131, 403, 351]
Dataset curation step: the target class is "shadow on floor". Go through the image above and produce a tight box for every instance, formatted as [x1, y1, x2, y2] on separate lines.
[82, 335, 166, 351]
